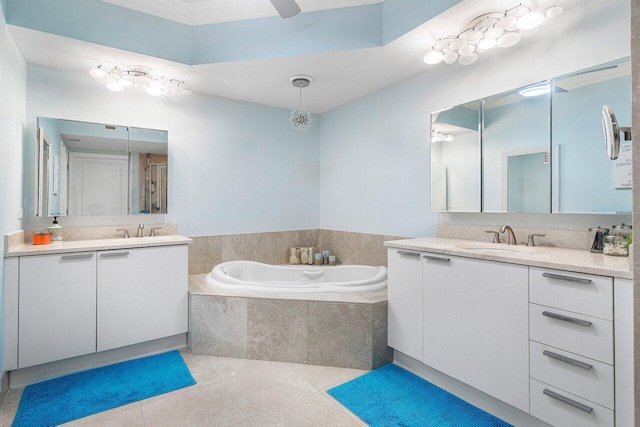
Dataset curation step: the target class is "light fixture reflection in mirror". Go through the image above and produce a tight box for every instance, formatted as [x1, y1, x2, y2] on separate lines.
[601, 105, 631, 160]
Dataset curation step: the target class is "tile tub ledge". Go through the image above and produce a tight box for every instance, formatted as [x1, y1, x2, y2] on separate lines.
[385, 237, 632, 280]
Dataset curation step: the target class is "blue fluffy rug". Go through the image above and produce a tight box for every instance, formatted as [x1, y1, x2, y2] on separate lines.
[327, 364, 512, 427]
[13, 350, 196, 427]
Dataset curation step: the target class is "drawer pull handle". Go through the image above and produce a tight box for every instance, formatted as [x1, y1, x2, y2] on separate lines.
[542, 311, 592, 327]
[543, 389, 594, 414]
[100, 252, 130, 258]
[542, 272, 592, 285]
[61, 254, 94, 260]
[543, 350, 593, 371]
[423, 255, 450, 262]
[397, 251, 420, 257]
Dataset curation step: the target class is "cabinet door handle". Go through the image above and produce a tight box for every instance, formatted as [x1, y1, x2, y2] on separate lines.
[397, 251, 420, 257]
[100, 251, 130, 258]
[543, 389, 593, 414]
[423, 255, 450, 262]
[543, 350, 593, 370]
[542, 311, 592, 327]
[542, 272, 592, 285]
[61, 253, 94, 260]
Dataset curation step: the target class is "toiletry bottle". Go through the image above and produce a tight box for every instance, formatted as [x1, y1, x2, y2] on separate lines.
[49, 216, 63, 242]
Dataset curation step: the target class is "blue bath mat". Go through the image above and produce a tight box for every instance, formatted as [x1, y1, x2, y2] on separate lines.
[12, 350, 196, 427]
[327, 364, 512, 427]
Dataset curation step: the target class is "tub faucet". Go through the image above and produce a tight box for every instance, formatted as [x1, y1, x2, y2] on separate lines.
[136, 223, 144, 238]
[500, 225, 517, 245]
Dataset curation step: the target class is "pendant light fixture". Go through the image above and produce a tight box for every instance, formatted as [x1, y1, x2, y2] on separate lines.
[423, 3, 563, 67]
[289, 75, 313, 131]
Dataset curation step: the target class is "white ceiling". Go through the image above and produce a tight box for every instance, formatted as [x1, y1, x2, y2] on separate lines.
[10, 0, 591, 114]
[100, 0, 384, 25]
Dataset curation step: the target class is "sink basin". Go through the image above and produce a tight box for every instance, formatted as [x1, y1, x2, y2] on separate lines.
[455, 243, 536, 254]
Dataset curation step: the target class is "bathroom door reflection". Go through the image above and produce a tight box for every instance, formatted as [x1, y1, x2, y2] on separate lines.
[505, 151, 550, 213]
[144, 162, 167, 214]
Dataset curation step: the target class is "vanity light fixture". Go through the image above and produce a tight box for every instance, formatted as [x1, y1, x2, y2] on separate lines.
[423, 3, 563, 67]
[431, 128, 454, 143]
[289, 75, 313, 131]
[89, 65, 192, 97]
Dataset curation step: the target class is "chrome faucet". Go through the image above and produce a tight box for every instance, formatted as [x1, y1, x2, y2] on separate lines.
[136, 223, 145, 238]
[500, 225, 517, 245]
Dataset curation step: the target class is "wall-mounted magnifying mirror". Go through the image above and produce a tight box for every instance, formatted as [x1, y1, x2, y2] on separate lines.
[601, 105, 631, 160]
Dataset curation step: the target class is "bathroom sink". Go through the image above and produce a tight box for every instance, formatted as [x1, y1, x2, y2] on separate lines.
[455, 243, 536, 254]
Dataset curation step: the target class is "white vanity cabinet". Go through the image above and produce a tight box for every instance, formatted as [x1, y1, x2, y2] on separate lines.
[18, 252, 97, 368]
[4, 239, 189, 373]
[97, 245, 188, 351]
[386, 241, 634, 427]
[422, 255, 529, 412]
[387, 248, 423, 361]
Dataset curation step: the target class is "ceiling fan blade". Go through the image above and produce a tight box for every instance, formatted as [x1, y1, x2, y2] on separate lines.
[270, 0, 301, 18]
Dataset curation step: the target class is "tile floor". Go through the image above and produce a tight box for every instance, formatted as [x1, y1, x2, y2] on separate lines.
[0, 350, 369, 426]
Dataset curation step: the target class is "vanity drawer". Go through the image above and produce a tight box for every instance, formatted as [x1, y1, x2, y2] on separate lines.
[530, 379, 614, 427]
[529, 267, 612, 320]
[529, 304, 613, 364]
[530, 341, 614, 409]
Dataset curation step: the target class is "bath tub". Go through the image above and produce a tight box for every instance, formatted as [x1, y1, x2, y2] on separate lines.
[205, 260, 387, 294]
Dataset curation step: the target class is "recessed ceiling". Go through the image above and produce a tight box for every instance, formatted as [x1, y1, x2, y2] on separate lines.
[100, 0, 384, 25]
[10, 0, 592, 114]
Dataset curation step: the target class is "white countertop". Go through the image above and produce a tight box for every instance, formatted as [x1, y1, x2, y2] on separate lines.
[385, 237, 633, 280]
[4, 235, 192, 257]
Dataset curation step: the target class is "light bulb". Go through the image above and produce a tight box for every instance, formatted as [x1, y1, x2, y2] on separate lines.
[118, 78, 133, 87]
[546, 5, 563, 17]
[443, 46, 453, 53]
[443, 52, 458, 64]
[541, 16, 556, 26]
[147, 86, 163, 96]
[496, 16, 517, 29]
[445, 135, 454, 142]
[480, 17, 498, 28]
[449, 38, 467, 50]
[149, 80, 163, 91]
[424, 50, 444, 65]
[497, 32, 521, 48]
[478, 38, 497, 50]
[517, 12, 544, 30]
[163, 89, 176, 97]
[434, 39, 449, 49]
[89, 66, 108, 82]
[459, 44, 476, 56]
[484, 27, 504, 40]
[462, 30, 483, 43]
[134, 83, 149, 93]
[458, 53, 479, 65]
[106, 81, 124, 92]
[520, 27, 539, 38]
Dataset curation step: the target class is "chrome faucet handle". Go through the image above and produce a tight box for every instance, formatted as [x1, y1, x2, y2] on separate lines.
[150, 227, 162, 237]
[116, 228, 129, 239]
[527, 234, 546, 247]
[136, 223, 145, 238]
[485, 231, 501, 244]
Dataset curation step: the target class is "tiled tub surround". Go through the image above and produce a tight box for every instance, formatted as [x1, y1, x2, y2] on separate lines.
[188, 229, 404, 275]
[188, 274, 392, 370]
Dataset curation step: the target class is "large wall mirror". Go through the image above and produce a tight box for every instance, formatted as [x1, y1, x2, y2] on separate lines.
[482, 83, 551, 213]
[35, 118, 168, 217]
[430, 57, 631, 214]
[430, 100, 481, 212]
[551, 58, 631, 213]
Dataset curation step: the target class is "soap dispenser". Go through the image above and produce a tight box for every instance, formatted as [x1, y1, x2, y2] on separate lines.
[49, 216, 63, 242]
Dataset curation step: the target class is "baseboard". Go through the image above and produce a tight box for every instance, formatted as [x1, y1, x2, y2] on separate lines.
[393, 351, 551, 427]
[8, 334, 186, 389]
